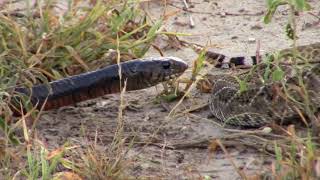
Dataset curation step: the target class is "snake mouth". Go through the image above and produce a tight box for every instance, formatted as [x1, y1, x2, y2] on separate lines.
[163, 56, 188, 81]
[164, 73, 181, 81]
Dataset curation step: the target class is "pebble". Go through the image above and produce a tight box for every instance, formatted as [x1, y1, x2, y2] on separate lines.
[248, 37, 256, 43]
[251, 24, 263, 30]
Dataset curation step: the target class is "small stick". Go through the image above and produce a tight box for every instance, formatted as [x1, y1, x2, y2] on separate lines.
[256, 39, 261, 64]
[182, 0, 189, 9]
[224, 11, 264, 17]
[308, 12, 320, 20]
[182, 0, 195, 28]
[189, 15, 195, 28]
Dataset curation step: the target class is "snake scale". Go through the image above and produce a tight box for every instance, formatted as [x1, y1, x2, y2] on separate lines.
[205, 42, 320, 127]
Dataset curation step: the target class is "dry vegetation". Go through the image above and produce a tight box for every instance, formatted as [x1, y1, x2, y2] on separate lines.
[0, 0, 320, 179]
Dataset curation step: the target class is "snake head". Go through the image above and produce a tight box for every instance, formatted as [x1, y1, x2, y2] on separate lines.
[123, 56, 188, 89]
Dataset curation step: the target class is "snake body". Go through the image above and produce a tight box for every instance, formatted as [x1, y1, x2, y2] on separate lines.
[13, 57, 188, 112]
[206, 43, 320, 127]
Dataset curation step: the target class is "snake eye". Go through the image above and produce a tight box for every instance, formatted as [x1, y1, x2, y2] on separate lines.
[162, 61, 171, 69]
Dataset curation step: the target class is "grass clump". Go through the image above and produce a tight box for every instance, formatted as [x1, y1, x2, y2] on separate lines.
[262, 129, 320, 179]
[66, 143, 127, 180]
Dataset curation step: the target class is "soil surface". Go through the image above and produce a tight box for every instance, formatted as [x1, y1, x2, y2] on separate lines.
[18, 0, 320, 179]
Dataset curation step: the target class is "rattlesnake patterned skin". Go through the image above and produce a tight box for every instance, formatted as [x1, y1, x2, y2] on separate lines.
[207, 43, 320, 127]
[204, 42, 320, 68]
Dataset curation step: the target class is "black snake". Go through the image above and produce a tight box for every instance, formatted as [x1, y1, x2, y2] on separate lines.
[13, 57, 188, 113]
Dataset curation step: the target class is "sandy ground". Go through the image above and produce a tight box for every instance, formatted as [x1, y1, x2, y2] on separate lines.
[20, 0, 320, 179]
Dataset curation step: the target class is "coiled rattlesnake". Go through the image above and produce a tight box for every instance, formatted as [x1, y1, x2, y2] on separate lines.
[202, 43, 320, 127]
